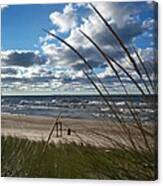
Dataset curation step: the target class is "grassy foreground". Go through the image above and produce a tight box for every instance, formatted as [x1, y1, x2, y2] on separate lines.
[1, 135, 156, 180]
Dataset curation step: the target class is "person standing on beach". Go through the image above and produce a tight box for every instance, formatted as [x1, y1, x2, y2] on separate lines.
[67, 128, 71, 135]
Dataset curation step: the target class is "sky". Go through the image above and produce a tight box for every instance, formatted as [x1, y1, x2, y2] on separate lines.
[1, 1, 157, 95]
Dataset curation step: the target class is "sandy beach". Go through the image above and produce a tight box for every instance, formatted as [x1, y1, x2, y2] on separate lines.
[1, 114, 155, 148]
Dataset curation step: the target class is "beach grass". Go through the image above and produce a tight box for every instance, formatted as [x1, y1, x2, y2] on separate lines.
[1, 135, 156, 180]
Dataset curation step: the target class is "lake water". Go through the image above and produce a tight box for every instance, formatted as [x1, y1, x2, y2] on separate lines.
[1, 95, 157, 123]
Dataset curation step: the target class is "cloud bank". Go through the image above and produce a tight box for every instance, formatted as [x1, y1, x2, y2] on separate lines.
[2, 2, 157, 94]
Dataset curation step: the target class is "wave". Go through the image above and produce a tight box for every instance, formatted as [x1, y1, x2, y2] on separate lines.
[1, 95, 157, 121]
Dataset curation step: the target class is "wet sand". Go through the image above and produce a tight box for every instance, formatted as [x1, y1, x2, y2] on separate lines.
[1, 114, 155, 148]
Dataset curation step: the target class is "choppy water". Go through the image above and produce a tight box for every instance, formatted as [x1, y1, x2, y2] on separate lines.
[1, 95, 157, 123]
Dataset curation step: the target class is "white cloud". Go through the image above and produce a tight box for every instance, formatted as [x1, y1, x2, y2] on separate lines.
[40, 1, 153, 67]
[98, 66, 113, 79]
[142, 18, 155, 30]
[92, 2, 139, 28]
[49, 4, 77, 33]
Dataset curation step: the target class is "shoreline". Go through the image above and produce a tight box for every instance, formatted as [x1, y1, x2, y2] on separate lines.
[1, 113, 155, 148]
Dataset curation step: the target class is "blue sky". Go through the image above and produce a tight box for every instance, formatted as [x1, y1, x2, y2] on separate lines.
[1, 1, 157, 95]
[2, 4, 65, 50]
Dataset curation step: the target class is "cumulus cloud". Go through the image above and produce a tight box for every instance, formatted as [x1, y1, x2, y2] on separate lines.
[1, 50, 47, 67]
[49, 4, 77, 33]
[42, 2, 153, 69]
[91, 2, 143, 27]
[2, 2, 156, 94]
[1, 54, 88, 94]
